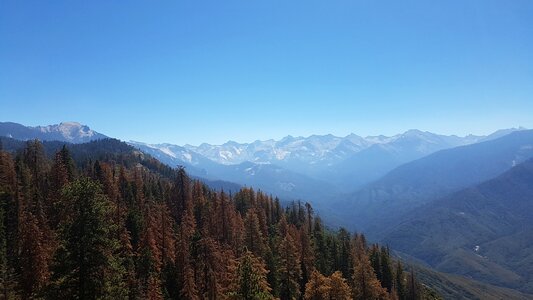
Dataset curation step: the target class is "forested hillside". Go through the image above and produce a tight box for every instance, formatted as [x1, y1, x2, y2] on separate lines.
[0, 139, 433, 299]
[381, 158, 533, 294]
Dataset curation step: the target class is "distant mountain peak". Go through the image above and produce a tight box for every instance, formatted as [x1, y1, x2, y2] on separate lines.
[0, 121, 107, 143]
[37, 122, 97, 139]
[280, 135, 296, 142]
[404, 129, 425, 134]
[483, 127, 528, 141]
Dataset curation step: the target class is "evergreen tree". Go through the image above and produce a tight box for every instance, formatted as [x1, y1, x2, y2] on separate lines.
[304, 270, 351, 300]
[229, 249, 273, 300]
[0, 196, 7, 298]
[177, 195, 199, 299]
[278, 226, 302, 300]
[244, 209, 267, 258]
[49, 146, 76, 229]
[303, 270, 330, 300]
[170, 166, 191, 224]
[47, 178, 127, 299]
[195, 237, 235, 299]
[407, 269, 420, 300]
[0, 151, 18, 298]
[395, 261, 407, 300]
[19, 209, 51, 297]
[380, 246, 394, 293]
[312, 217, 330, 274]
[328, 271, 351, 300]
[337, 228, 352, 280]
[299, 225, 315, 298]
[370, 245, 382, 282]
[138, 202, 164, 298]
[351, 236, 388, 300]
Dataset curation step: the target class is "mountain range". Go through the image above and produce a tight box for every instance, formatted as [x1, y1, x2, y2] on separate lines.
[128, 128, 527, 205]
[0, 121, 527, 206]
[330, 130, 533, 234]
[2, 121, 533, 297]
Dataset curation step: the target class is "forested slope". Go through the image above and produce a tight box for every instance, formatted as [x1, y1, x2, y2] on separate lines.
[0, 139, 433, 299]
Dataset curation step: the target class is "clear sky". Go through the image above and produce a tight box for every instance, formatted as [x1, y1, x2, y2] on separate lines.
[1, 0, 532, 145]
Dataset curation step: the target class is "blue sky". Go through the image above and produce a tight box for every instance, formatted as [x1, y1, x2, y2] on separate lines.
[1, 0, 532, 145]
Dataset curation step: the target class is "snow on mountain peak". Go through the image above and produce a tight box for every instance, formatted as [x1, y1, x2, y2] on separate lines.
[29, 122, 104, 142]
[132, 130, 500, 172]
[0, 121, 108, 143]
[180, 131, 480, 166]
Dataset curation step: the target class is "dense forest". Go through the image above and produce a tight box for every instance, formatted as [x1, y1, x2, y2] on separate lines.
[0, 139, 436, 299]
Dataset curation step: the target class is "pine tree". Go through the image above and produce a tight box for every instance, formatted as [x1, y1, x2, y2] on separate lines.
[303, 270, 330, 300]
[192, 180, 209, 232]
[146, 275, 163, 300]
[19, 209, 51, 297]
[278, 225, 302, 300]
[299, 225, 315, 297]
[47, 178, 127, 299]
[176, 183, 199, 300]
[170, 166, 191, 224]
[59, 145, 76, 180]
[406, 269, 420, 300]
[0, 151, 18, 298]
[395, 261, 407, 300]
[337, 228, 352, 280]
[312, 217, 330, 274]
[380, 246, 394, 293]
[244, 209, 267, 258]
[229, 249, 273, 300]
[370, 245, 382, 282]
[195, 237, 233, 299]
[328, 271, 351, 300]
[138, 202, 163, 298]
[0, 195, 7, 298]
[351, 235, 388, 300]
[15, 142, 55, 298]
[304, 270, 351, 300]
[49, 146, 77, 229]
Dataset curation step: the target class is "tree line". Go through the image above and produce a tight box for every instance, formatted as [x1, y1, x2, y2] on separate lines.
[0, 139, 437, 299]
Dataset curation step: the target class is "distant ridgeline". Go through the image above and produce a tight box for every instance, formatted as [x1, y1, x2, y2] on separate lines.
[0, 121, 108, 143]
[0, 138, 435, 299]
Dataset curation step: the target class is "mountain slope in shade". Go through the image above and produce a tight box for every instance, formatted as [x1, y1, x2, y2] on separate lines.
[0, 121, 107, 143]
[381, 158, 533, 293]
[331, 130, 533, 234]
[411, 263, 533, 300]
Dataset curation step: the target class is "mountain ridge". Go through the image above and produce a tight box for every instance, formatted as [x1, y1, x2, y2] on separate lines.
[381, 157, 533, 294]
[133, 128, 526, 193]
[329, 129, 533, 235]
[0, 121, 108, 143]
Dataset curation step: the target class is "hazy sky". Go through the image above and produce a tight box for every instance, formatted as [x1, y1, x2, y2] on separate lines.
[1, 0, 532, 145]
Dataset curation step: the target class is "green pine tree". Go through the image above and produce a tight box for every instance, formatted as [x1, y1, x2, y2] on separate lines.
[229, 249, 273, 300]
[47, 178, 127, 299]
